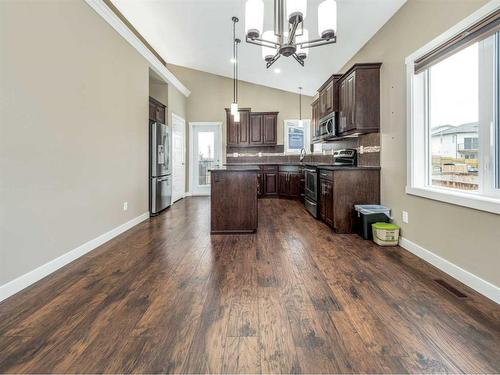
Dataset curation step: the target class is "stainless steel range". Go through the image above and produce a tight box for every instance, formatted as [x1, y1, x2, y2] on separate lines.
[304, 148, 358, 218]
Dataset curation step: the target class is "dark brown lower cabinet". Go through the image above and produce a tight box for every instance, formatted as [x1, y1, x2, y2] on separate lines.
[257, 173, 264, 197]
[279, 172, 301, 198]
[319, 178, 334, 227]
[255, 165, 302, 198]
[263, 172, 278, 196]
[318, 168, 380, 233]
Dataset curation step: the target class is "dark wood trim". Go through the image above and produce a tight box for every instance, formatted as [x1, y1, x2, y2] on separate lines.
[250, 111, 279, 115]
[317, 74, 342, 92]
[337, 63, 382, 83]
[149, 96, 166, 108]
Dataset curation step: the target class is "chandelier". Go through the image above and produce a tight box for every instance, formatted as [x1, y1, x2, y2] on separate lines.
[245, 0, 337, 68]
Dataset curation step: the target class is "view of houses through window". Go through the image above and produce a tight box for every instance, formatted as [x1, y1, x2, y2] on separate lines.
[428, 42, 481, 191]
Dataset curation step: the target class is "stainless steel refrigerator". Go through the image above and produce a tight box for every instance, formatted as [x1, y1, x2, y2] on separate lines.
[149, 120, 172, 215]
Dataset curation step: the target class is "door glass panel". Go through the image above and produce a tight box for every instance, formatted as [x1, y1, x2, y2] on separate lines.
[198, 131, 215, 186]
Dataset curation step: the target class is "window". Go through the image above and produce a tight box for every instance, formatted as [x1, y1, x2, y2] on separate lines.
[406, 5, 500, 214]
[284, 119, 311, 153]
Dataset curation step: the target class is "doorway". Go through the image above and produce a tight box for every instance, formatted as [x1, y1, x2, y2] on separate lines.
[172, 113, 186, 203]
[189, 122, 222, 196]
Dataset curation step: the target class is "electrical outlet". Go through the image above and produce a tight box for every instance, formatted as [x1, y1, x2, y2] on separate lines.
[359, 145, 364, 154]
[123, 202, 128, 211]
[402, 210, 409, 224]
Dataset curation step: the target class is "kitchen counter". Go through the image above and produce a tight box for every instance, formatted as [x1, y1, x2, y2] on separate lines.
[225, 162, 380, 170]
[210, 165, 260, 172]
[317, 165, 381, 170]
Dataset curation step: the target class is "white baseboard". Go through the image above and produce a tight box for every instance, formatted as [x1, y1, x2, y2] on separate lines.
[399, 237, 500, 304]
[0, 212, 150, 303]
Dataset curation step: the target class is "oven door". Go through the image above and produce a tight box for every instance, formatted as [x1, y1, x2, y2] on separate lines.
[304, 168, 318, 201]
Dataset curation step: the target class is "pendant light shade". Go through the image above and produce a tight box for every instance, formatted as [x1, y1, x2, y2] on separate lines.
[261, 31, 277, 61]
[296, 29, 309, 59]
[245, 0, 264, 39]
[233, 111, 241, 123]
[286, 0, 307, 23]
[318, 0, 337, 40]
[230, 102, 239, 115]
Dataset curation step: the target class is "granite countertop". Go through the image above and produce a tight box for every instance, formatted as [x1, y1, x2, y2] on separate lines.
[209, 165, 260, 172]
[224, 162, 380, 170]
[225, 162, 306, 166]
[317, 165, 381, 171]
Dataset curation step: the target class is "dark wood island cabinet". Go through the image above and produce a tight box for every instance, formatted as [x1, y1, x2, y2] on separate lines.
[210, 166, 259, 234]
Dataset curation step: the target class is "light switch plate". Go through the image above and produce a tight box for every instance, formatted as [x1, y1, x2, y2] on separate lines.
[402, 210, 409, 224]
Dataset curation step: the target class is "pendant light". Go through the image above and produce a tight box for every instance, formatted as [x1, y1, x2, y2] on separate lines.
[245, 0, 264, 39]
[318, 0, 337, 40]
[234, 34, 241, 123]
[231, 17, 239, 116]
[298, 86, 303, 127]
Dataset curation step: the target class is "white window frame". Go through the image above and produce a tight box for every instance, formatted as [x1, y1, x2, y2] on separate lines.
[405, 1, 500, 215]
[284, 119, 311, 154]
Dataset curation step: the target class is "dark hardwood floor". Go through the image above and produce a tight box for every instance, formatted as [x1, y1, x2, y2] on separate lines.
[0, 197, 499, 373]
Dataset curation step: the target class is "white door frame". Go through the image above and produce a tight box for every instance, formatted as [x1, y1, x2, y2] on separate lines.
[171, 112, 186, 203]
[188, 121, 223, 195]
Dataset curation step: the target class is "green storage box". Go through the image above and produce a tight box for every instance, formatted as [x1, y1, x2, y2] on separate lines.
[372, 222, 400, 246]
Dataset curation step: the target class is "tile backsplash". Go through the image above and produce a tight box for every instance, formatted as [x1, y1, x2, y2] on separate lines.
[226, 133, 380, 166]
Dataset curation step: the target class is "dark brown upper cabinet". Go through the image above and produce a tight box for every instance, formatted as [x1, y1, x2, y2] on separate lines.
[149, 97, 166, 124]
[311, 99, 320, 139]
[317, 74, 341, 119]
[227, 109, 278, 147]
[338, 63, 381, 136]
[250, 114, 263, 144]
[262, 114, 277, 144]
[226, 108, 251, 147]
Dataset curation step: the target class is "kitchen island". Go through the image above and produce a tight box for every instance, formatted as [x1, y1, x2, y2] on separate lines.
[209, 166, 259, 234]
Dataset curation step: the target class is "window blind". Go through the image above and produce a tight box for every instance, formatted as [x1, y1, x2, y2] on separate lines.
[414, 8, 500, 74]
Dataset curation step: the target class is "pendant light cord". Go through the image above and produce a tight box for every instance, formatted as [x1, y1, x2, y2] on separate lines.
[233, 20, 236, 104]
[236, 38, 239, 103]
[298, 87, 302, 121]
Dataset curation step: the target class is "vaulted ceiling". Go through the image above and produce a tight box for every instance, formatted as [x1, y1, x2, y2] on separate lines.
[112, 0, 406, 95]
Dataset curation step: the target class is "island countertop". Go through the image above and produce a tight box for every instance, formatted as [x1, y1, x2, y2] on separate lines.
[209, 165, 260, 172]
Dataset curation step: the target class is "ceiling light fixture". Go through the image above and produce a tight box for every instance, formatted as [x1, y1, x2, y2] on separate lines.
[230, 17, 241, 119]
[298, 86, 303, 126]
[245, 0, 337, 68]
[274, 68, 281, 74]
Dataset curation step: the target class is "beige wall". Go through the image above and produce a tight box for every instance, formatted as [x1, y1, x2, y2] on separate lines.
[168, 83, 187, 124]
[167, 64, 313, 150]
[341, 0, 499, 287]
[0, 0, 149, 285]
[149, 80, 168, 106]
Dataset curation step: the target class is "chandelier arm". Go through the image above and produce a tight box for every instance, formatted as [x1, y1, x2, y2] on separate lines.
[291, 53, 305, 67]
[245, 36, 280, 49]
[288, 18, 301, 44]
[265, 53, 281, 69]
[297, 37, 337, 49]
